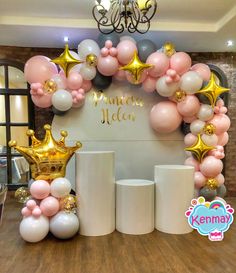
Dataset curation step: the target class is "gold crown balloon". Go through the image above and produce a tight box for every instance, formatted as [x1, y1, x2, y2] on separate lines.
[9, 124, 82, 181]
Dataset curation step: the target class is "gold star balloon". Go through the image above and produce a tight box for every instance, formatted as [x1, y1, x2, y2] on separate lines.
[51, 44, 83, 77]
[185, 133, 215, 162]
[196, 73, 229, 107]
[9, 124, 82, 181]
[120, 51, 153, 84]
[163, 42, 176, 57]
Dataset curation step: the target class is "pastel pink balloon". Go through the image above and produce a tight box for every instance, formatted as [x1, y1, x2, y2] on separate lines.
[97, 55, 119, 76]
[26, 200, 37, 210]
[183, 115, 197, 123]
[215, 173, 225, 187]
[170, 52, 192, 75]
[117, 40, 137, 64]
[30, 180, 50, 200]
[24, 55, 58, 84]
[81, 80, 92, 92]
[142, 76, 157, 93]
[209, 114, 231, 135]
[105, 40, 113, 49]
[67, 72, 83, 90]
[101, 48, 109, 57]
[194, 171, 207, 189]
[32, 206, 42, 217]
[126, 71, 147, 84]
[110, 47, 118, 57]
[40, 196, 60, 217]
[184, 133, 197, 146]
[21, 207, 32, 217]
[150, 101, 182, 133]
[113, 69, 126, 81]
[146, 52, 169, 77]
[31, 93, 52, 108]
[184, 157, 200, 171]
[200, 156, 223, 177]
[217, 132, 229, 146]
[177, 95, 200, 117]
[191, 63, 211, 81]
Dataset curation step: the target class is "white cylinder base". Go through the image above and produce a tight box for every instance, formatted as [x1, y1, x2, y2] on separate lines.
[155, 165, 194, 234]
[116, 179, 154, 235]
[76, 151, 115, 236]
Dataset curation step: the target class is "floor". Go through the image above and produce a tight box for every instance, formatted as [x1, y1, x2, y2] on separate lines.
[0, 193, 236, 273]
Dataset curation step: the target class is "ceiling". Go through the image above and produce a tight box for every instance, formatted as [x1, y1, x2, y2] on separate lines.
[0, 0, 236, 52]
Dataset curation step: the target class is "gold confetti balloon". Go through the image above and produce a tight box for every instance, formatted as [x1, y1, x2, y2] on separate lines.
[86, 54, 98, 67]
[206, 178, 218, 190]
[15, 187, 30, 203]
[43, 79, 57, 93]
[163, 42, 176, 57]
[60, 194, 77, 213]
[203, 123, 216, 136]
[174, 90, 186, 102]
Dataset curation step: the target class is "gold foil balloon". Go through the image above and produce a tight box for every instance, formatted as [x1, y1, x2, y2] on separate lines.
[163, 42, 176, 57]
[60, 194, 77, 213]
[15, 187, 30, 203]
[196, 73, 229, 107]
[51, 44, 83, 77]
[185, 133, 215, 162]
[206, 178, 218, 190]
[120, 51, 153, 84]
[203, 123, 216, 136]
[86, 54, 98, 67]
[43, 79, 57, 93]
[9, 124, 82, 181]
[174, 90, 186, 102]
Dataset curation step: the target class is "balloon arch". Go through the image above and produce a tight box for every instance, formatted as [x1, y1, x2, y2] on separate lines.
[24, 33, 230, 202]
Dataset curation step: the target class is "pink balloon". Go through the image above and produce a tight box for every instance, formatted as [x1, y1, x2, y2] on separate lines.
[24, 55, 58, 84]
[21, 207, 32, 217]
[31, 93, 52, 108]
[184, 133, 197, 146]
[191, 63, 211, 81]
[117, 40, 137, 64]
[184, 157, 200, 171]
[142, 76, 157, 93]
[97, 55, 119, 76]
[209, 114, 231, 135]
[126, 71, 147, 84]
[26, 200, 37, 210]
[183, 115, 197, 123]
[194, 171, 207, 189]
[146, 52, 169, 77]
[177, 95, 200, 117]
[113, 69, 126, 81]
[67, 72, 83, 90]
[81, 80, 92, 92]
[40, 196, 60, 217]
[30, 180, 50, 200]
[215, 173, 225, 187]
[32, 206, 42, 217]
[101, 48, 109, 57]
[200, 156, 223, 177]
[110, 47, 118, 57]
[105, 40, 113, 49]
[217, 132, 229, 146]
[150, 101, 182, 133]
[170, 52, 192, 75]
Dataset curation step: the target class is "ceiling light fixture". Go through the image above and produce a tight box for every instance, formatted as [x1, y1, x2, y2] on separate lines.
[227, 40, 233, 47]
[92, 0, 158, 34]
[64, 36, 69, 43]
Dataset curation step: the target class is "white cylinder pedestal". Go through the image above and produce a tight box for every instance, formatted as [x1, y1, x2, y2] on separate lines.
[116, 179, 154, 235]
[155, 165, 194, 234]
[75, 151, 115, 236]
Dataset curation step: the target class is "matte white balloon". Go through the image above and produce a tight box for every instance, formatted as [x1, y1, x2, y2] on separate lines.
[52, 90, 73, 112]
[197, 104, 214, 121]
[156, 76, 180, 97]
[80, 64, 97, 80]
[50, 211, 79, 239]
[78, 39, 100, 60]
[190, 119, 206, 135]
[50, 177, 72, 198]
[51, 75, 66, 89]
[202, 134, 218, 146]
[19, 215, 49, 243]
[180, 71, 203, 94]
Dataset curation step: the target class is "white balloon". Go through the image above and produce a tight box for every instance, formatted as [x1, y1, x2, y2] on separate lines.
[156, 76, 179, 97]
[120, 35, 137, 44]
[19, 215, 49, 243]
[80, 64, 96, 80]
[50, 177, 71, 198]
[78, 39, 100, 60]
[197, 104, 214, 121]
[51, 75, 66, 89]
[50, 211, 79, 239]
[52, 89, 73, 112]
[180, 71, 203, 94]
[69, 50, 80, 60]
[202, 134, 218, 146]
[190, 119, 206, 135]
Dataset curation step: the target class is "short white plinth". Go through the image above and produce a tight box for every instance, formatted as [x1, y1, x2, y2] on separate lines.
[116, 179, 154, 235]
[76, 151, 115, 236]
[155, 165, 194, 234]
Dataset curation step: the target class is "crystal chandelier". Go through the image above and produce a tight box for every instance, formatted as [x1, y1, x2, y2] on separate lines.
[92, 0, 158, 34]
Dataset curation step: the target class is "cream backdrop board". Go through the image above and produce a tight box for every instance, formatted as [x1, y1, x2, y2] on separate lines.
[52, 81, 186, 189]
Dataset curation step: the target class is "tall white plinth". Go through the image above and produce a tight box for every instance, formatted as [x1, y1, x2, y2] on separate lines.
[155, 165, 194, 234]
[75, 151, 115, 236]
[116, 179, 154, 235]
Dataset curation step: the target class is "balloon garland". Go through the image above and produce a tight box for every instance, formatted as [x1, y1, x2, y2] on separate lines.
[23, 33, 230, 215]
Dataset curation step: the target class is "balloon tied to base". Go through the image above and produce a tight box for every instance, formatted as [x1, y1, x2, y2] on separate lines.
[9, 125, 81, 243]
